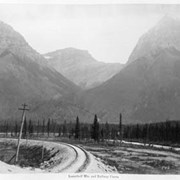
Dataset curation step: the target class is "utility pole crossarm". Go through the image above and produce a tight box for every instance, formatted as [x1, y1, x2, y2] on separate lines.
[18, 108, 29, 111]
[18, 103, 30, 111]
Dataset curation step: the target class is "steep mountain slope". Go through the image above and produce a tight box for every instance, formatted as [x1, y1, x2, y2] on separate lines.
[83, 16, 180, 124]
[44, 48, 123, 89]
[128, 16, 180, 64]
[0, 21, 81, 121]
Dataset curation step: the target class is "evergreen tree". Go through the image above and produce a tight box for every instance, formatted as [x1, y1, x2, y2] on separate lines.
[165, 119, 170, 141]
[5, 122, 8, 137]
[68, 121, 73, 133]
[70, 128, 75, 138]
[53, 121, 56, 137]
[0, 122, 1, 133]
[105, 122, 110, 139]
[10, 124, 13, 137]
[75, 116, 80, 139]
[62, 120, 67, 136]
[91, 114, 100, 142]
[42, 119, 45, 135]
[154, 124, 159, 142]
[100, 128, 104, 142]
[84, 126, 90, 139]
[111, 128, 116, 139]
[51, 119, 54, 133]
[37, 120, 40, 137]
[58, 125, 62, 137]
[175, 122, 179, 142]
[119, 113, 122, 142]
[47, 118, 50, 137]
[81, 126, 85, 139]
[143, 123, 149, 143]
[28, 119, 34, 137]
[135, 124, 140, 140]
[14, 121, 18, 137]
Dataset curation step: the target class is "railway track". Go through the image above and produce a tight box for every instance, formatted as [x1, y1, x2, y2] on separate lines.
[30, 139, 91, 173]
[55, 142, 91, 173]
[0, 138, 91, 173]
[75, 145, 90, 173]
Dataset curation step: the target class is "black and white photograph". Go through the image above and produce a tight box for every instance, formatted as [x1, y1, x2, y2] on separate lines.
[0, 0, 180, 177]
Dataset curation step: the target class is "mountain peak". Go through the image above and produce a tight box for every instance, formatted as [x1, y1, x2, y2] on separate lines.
[45, 47, 96, 65]
[155, 15, 180, 30]
[46, 47, 90, 57]
[158, 15, 177, 23]
[0, 20, 50, 68]
[127, 15, 180, 64]
[0, 20, 29, 53]
[0, 21, 26, 44]
[45, 47, 123, 89]
[0, 20, 80, 121]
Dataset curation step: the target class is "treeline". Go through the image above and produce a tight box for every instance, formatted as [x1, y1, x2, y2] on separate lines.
[0, 114, 122, 142]
[0, 115, 180, 145]
[123, 121, 180, 144]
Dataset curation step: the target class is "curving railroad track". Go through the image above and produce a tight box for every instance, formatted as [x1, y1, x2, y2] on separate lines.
[1, 138, 91, 173]
[54, 142, 91, 173]
[75, 145, 91, 173]
[0, 138, 116, 173]
[20, 139, 92, 173]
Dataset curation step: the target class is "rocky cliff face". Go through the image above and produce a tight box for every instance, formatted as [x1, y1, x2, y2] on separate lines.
[45, 48, 123, 89]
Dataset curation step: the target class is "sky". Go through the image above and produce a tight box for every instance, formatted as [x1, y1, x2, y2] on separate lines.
[0, 3, 179, 63]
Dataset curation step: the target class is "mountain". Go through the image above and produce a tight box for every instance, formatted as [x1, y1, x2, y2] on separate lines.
[128, 16, 180, 64]
[0, 21, 82, 122]
[83, 16, 180, 124]
[44, 48, 123, 89]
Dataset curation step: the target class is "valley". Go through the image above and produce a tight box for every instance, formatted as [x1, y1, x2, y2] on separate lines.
[0, 4, 180, 175]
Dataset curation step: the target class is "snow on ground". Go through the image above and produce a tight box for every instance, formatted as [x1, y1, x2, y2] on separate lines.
[83, 141, 180, 174]
[83, 150, 117, 173]
[122, 140, 180, 151]
[108, 139, 180, 151]
[2, 138, 180, 174]
[0, 160, 43, 173]
[0, 138, 117, 173]
[0, 138, 77, 173]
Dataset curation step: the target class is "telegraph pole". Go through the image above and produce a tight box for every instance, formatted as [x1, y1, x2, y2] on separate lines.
[15, 103, 29, 164]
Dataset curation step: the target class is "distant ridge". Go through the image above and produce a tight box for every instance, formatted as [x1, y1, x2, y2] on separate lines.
[44, 48, 124, 89]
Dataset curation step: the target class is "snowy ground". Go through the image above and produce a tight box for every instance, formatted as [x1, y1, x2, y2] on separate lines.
[2, 138, 179, 174]
[82, 141, 180, 174]
[121, 140, 180, 151]
[0, 138, 117, 173]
